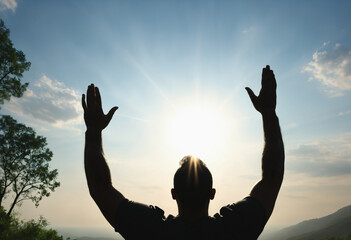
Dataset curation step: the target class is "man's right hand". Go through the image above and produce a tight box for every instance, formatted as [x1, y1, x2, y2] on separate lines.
[245, 65, 277, 114]
[82, 84, 118, 132]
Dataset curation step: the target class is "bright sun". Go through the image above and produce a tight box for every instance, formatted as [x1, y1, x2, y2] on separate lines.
[166, 98, 231, 157]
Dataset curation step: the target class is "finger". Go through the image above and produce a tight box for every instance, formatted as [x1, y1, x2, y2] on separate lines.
[261, 66, 269, 87]
[95, 87, 102, 108]
[266, 67, 276, 90]
[245, 87, 257, 105]
[87, 84, 95, 108]
[262, 65, 270, 76]
[271, 70, 277, 89]
[82, 94, 87, 112]
[262, 66, 274, 89]
[106, 106, 119, 123]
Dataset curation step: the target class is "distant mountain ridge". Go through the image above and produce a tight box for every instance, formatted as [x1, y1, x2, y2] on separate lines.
[265, 205, 351, 240]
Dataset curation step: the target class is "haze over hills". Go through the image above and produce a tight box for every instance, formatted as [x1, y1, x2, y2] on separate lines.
[56, 227, 122, 240]
[260, 205, 351, 240]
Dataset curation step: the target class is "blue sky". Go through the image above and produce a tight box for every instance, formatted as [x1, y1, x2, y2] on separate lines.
[1, 0, 351, 236]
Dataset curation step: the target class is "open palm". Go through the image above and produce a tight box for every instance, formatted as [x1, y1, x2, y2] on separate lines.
[82, 84, 118, 132]
[246, 65, 277, 113]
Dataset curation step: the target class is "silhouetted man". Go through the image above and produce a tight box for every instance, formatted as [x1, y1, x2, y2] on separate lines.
[82, 65, 284, 240]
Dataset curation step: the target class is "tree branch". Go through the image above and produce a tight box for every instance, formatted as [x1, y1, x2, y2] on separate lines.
[6, 178, 28, 216]
[0, 69, 11, 83]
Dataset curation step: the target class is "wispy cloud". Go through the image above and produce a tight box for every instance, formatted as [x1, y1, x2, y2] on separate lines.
[242, 26, 255, 35]
[287, 132, 351, 177]
[338, 110, 351, 116]
[3, 75, 82, 129]
[303, 43, 351, 97]
[0, 0, 17, 12]
[284, 122, 297, 129]
[127, 53, 177, 110]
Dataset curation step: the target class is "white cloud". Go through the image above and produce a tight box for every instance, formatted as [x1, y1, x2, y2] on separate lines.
[284, 122, 297, 129]
[242, 26, 254, 34]
[303, 43, 351, 96]
[287, 132, 351, 177]
[338, 110, 351, 116]
[0, 0, 17, 12]
[3, 75, 83, 129]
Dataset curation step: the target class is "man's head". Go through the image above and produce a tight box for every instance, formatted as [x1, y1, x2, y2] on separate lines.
[171, 156, 215, 213]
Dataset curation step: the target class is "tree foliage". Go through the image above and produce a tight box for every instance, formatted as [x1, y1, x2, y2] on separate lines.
[0, 115, 60, 216]
[0, 206, 73, 240]
[0, 19, 31, 106]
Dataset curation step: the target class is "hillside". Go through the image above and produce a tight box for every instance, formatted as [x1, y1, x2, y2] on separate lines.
[265, 205, 351, 240]
[289, 215, 351, 240]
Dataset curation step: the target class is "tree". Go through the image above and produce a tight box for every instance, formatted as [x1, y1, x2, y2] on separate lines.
[0, 19, 31, 106]
[0, 115, 60, 216]
[0, 206, 74, 240]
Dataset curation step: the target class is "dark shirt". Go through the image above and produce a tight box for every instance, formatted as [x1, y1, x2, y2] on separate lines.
[114, 196, 267, 240]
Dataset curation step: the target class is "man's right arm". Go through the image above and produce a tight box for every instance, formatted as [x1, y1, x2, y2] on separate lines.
[82, 84, 125, 227]
[245, 66, 285, 220]
[84, 130, 125, 228]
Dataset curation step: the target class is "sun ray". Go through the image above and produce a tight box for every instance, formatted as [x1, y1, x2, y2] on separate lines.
[127, 53, 177, 110]
[117, 113, 149, 122]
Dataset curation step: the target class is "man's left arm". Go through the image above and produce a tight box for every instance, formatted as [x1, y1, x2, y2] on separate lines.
[246, 65, 285, 220]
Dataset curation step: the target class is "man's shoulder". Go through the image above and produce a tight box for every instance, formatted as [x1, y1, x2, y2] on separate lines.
[115, 197, 267, 239]
[218, 196, 266, 217]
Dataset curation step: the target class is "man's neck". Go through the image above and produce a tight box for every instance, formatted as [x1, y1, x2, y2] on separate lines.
[178, 206, 209, 222]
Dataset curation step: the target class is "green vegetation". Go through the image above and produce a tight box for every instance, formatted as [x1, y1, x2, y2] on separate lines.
[0, 19, 64, 239]
[0, 115, 60, 216]
[0, 19, 30, 106]
[0, 206, 73, 240]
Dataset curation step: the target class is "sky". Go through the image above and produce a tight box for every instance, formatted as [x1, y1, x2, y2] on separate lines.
[1, 0, 351, 236]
